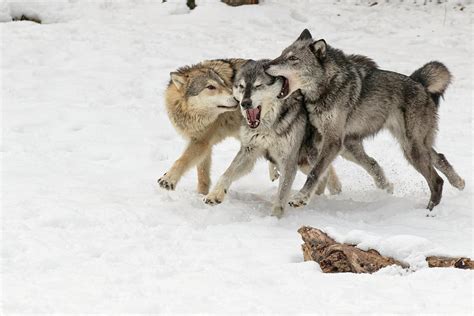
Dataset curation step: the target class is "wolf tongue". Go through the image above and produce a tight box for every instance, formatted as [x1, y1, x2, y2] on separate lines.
[246, 108, 259, 123]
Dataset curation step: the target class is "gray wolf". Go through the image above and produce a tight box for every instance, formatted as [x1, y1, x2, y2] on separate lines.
[158, 59, 340, 196]
[203, 60, 342, 217]
[266, 29, 465, 210]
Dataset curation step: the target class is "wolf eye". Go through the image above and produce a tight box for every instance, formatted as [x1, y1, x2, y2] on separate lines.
[206, 85, 216, 90]
[238, 84, 244, 89]
[288, 56, 298, 61]
[255, 84, 262, 88]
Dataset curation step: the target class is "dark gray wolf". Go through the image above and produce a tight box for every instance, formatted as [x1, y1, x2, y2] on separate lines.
[266, 29, 465, 210]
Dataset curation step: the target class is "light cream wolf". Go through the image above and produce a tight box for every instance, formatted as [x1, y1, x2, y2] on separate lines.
[158, 59, 342, 195]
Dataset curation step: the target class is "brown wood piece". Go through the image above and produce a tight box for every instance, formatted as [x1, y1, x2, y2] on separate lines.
[298, 226, 473, 273]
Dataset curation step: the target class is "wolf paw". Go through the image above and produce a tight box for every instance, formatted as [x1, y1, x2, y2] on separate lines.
[271, 204, 284, 218]
[327, 177, 342, 195]
[427, 200, 436, 211]
[328, 182, 342, 195]
[288, 192, 310, 208]
[383, 182, 394, 194]
[158, 173, 177, 191]
[453, 178, 465, 191]
[203, 189, 226, 206]
[269, 165, 280, 182]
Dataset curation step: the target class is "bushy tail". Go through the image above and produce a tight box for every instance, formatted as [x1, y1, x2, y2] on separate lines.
[410, 61, 451, 106]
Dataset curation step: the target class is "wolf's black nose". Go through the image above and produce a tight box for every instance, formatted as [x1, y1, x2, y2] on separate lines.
[241, 98, 252, 109]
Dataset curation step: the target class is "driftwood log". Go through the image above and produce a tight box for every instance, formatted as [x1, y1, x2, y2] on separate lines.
[298, 226, 474, 273]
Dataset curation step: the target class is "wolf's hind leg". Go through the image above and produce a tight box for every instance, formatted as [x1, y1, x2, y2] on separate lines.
[326, 165, 342, 195]
[342, 138, 393, 193]
[431, 148, 465, 190]
[197, 149, 212, 195]
[403, 142, 444, 210]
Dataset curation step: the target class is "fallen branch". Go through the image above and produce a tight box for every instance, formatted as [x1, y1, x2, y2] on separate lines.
[426, 256, 474, 269]
[298, 226, 473, 273]
[11, 14, 42, 24]
[221, 0, 259, 6]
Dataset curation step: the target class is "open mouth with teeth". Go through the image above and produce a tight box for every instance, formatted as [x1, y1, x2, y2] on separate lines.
[245, 106, 261, 129]
[277, 76, 290, 99]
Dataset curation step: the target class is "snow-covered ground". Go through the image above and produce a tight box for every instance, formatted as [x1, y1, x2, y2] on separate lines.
[1, 0, 473, 314]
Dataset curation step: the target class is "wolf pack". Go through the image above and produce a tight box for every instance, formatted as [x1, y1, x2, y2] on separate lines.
[158, 29, 465, 218]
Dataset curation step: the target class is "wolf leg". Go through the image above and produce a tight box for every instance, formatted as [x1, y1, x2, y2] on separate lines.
[299, 163, 327, 195]
[272, 150, 299, 218]
[204, 147, 258, 205]
[269, 162, 280, 182]
[158, 140, 210, 191]
[315, 173, 329, 195]
[403, 142, 444, 210]
[289, 135, 342, 208]
[300, 161, 340, 195]
[430, 148, 465, 190]
[326, 165, 342, 195]
[197, 149, 212, 195]
[341, 138, 393, 193]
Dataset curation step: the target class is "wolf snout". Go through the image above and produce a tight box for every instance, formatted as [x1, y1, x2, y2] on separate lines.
[264, 57, 282, 71]
[241, 98, 252, 109]
[264, 64, 278, 76]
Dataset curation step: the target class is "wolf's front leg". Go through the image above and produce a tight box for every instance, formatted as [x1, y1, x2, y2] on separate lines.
[268, 162, 280, 182]
[197, 150, 212, 195]
[158, 140, 210, 191]
[204, 147, 258, 205]
[299, 161, 341, 195]
[272, 151, 299, 218]
[289, 135, 342, 208]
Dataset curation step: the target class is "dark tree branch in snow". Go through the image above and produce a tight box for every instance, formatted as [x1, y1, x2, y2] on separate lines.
[298, 226, 474, 273]
[222, 0, 259, 6]
[12, 14, 41, 24]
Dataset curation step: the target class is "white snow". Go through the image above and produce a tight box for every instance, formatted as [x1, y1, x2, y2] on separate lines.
[1, 0, 473, 314]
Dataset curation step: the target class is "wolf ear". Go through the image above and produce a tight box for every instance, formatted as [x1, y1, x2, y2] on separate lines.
[209, 69, 225, 85]
[297, 29, 313, 41]
[170, 72, 186, 90]
[311, 39, 327, 60]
